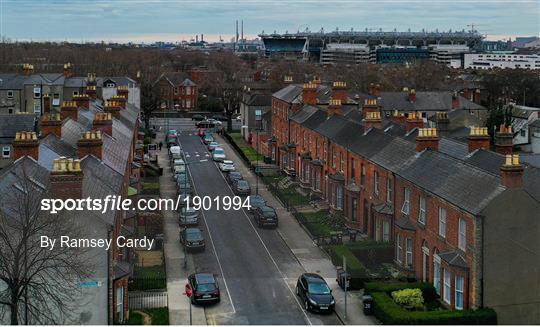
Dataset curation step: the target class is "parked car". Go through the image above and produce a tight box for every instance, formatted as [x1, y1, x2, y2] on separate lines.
[247, 194, 266, 211]
[207, 141, 220, 152]
[179, 228, 205, 251]
[253, 205, 278, 228]
[177, 182, 193, 196]
[212, 148, 226, 162]
[188, 273, 220, 304]
[212, 114, 228, 122]
[219, 160, 235, 172]
[203, 134, 214, 145]
[176, 172, 190, 185]
[233, 179, 251, 196]
[172, 158, 186, 172]
[192, 114, 204, 121]
[169, 146, 183, 160]
[178, 207, 199, 226]
[226, 171, 243, 184]
[296, 273, 335, 313]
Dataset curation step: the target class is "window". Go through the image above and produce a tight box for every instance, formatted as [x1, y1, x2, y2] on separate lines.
[73, 91, 79, 96]
[402, 187, 410, 214]
[438, 207, 446, 237]
[2, 146, 10, 158]
[336, 185, 343, 210]
[323, 143, 327, 162]
[383, 221, 390, 242]
[33, 87, 41, 99]
[406, 238, 413, 268]
[52, 93, 60, 106]
[186, 99, 191, 108]
[351, 198, 358, 221]
[458, 218, 467, 251]
[455, 275, 464, 310]
[386, 177, 393, 203]
[419, 197, 426, 224]
[33, 101, 41, 115]
[339, 152, 344, 172]
[520, 129, 526, 137]
[7, 90, 14, 98]
[396, 234, 402, 262]
[374, 171, 379, 195]
[433, 253, 441, 295]
[443, 269, 451, 304]
[314, 170, 321, 191]
[350, 158, 355, 178]
[186, 86, 191, 95]
[332, 148, 336, 168]
[361, 164, 366, 185]
[117, 287, 124, 322]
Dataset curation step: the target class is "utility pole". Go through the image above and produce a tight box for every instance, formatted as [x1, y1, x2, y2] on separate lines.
[343, 255, 348, 320]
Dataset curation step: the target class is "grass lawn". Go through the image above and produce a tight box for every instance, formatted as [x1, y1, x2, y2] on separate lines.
[278, 187, 310, 206]
[145, 308, 169, 325]
[302, 211, 341, 236]
[130, 265, 166, 291]
[141, 182, 160, 190]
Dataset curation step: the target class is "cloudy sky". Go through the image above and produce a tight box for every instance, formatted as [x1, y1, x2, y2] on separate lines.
[0, 0, 538, 43]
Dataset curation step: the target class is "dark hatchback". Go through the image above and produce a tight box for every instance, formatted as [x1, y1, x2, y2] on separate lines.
[233, 179, 251, 196]
[247, 194, 266, 212]
[188, 273, 220, 304]
[179, 228, 205, 252]
[253, 205, 278, 228]
[226, 171, 243, 184]
[296, 273, 335, 313]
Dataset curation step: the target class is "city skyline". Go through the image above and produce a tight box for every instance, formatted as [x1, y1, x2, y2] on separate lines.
[0, 0, 538, 43]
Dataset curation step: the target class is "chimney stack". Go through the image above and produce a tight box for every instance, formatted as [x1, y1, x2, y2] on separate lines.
[93, 113, 113, 137]
[328, 99, 343, 116]
[452, 91, 460, 109]
[104, 100, 122, 118]
[86, 73, 97, 86]
[60, 101, 78, 121]
[373, 83, 381, 97]
[416, 128, 439, 152]
[468, 127, 490, 152]
[86, 85, 97, 100]
[22, 63, 34, 76]
[331, 81, 348, 104]
[117, 85, 129, 100]
[436, 112, 450, 136]
[500, 154, 524, 189]
[109, 95, 127, 109]
[63, 63, 74, 78]
[391, 110, 406, 125]
[408, 89, 417, 103]
[312, 76, 321, 84]
[41, 113, 63, 138]
[302, 82, 317, 106]
[362, 98, 379, 118]
[495, 124, 513, 155]
[50, 157, 84, 200]
[364, 111, 382, 130]
[43, 93, 51, 114]
[13, 131, 39, 161]
[473, 89, 481, 104]
[284, 75, 294, 85]
[405, 111, 424, 132]
[77, 131, 103, 159]
[73, 93, 90, 109]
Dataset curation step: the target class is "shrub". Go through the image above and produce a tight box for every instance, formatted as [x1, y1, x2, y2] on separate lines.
[391, 288, 424, 310]
[365, 281, 438, 303]
[328, 245, 370, 289]
[371, 292, 497, 324]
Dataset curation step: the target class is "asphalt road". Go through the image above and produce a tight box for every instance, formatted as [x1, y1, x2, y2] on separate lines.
[167, 119, 341, 325]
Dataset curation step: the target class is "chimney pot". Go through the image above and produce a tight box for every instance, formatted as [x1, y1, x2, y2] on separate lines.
[13, 131, 39, 160]
[409, 89, 417, 103]
[77, 130, 103, 159]
[495, 124, 513, 155]
[416, 127, 439, 152]
[405, 111, 424, 132]
[51, 157, 84, 200]
[500, 154, 524, 188]
[302, 83, 317, 106]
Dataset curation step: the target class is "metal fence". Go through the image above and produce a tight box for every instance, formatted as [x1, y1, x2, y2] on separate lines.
[128, 291, 168, 310]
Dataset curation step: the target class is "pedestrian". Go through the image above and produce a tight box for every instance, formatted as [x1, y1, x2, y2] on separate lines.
[159, 141, 163, 151]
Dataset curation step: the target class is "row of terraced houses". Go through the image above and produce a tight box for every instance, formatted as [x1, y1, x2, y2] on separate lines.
[266, 79, 540, 323]
[0, 65, 143, 324]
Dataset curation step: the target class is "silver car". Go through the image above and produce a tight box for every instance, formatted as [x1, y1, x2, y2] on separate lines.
[179, 207, 199, 226]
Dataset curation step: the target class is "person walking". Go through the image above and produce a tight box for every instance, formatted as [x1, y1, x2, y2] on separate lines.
[159, 141, 163, 151]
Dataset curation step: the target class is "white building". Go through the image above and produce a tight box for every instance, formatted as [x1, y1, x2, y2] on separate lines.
[429, 44, 470, 66]
[463, 53, 540, 70]
[320, 43, 371, 65]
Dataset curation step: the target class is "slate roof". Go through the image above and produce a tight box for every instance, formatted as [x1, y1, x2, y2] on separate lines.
[0, 114, 36, 139]
[24, 73, 65, 85]
[395, 217, 417, 231]
[439, 250, 468, 269]
[273, 84, 303, 103]
[397, 150, 505, 215]
[61, 118, 87, 148]
[0, 74, 26, 89]
[379, 91, 485, 112]
[247, 94, 271, 107]
[439, 137, 469, 160]
[159, 72, 190, 86]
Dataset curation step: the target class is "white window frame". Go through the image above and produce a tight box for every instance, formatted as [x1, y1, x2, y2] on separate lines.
[72, 91, 79, 96]
[443, 269, 451, 304]
[386, 177, 393, 203]
[33, 101, 41, 115]
[419, 196, 426, 224]
[402, 187, 410, 215]
[33, 87, 41, 99]
[396, 234, 402, 263]
[374, 171, 379, 195]
[406, 238, 413, 268]
[2, 146, 11, 158]
[438, 207, 446, 237]
[7, 90, 14, 98]
[458, 218, 466, 251]
[433, 253, 441, 295]
[455, 275, 464, 310]
[383, 221, 390, 242]
[186, 86, 191, 95]
[186, 99, 191, 108]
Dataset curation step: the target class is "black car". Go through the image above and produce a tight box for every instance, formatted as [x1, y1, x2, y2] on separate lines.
[179, 228, 205, 252]
[247, 194, 266, 212]
[212, 114, 228, 121]
[296, 273, 335, 313]
[226, 171, 243, 184]
[232, 179, 251, 196]
[253, 205, 278, 228]
[192, 114, 205, 121]
[188, 273, 220, 304]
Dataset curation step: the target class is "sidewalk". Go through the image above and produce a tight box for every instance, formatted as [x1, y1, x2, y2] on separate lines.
[215, 134, 377, 325]
[158, 132, 206, 325]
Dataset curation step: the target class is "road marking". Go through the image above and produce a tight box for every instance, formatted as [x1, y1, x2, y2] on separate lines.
[179, 135, 237, 315]
[212, 158, 313, 325]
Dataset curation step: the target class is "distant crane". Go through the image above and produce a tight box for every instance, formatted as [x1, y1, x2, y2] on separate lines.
[467, 23, 485, 33]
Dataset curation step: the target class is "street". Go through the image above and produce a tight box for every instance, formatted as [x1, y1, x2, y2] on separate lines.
[155, 118, 343, 325]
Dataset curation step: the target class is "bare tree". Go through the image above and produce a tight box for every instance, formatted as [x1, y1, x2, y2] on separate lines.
[0, 164, 93, 324]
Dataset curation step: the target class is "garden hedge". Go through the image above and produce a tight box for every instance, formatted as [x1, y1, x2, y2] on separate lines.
[328, 245, 370, 289]
[364, 281, 438, 303]
[371, 291, 497, 324]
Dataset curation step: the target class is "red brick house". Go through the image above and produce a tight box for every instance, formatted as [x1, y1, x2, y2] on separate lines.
[155, 72, 198, 111]
[271, 81, 540, 323]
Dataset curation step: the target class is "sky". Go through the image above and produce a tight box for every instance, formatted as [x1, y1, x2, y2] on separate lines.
[0, 0, 538, 43]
